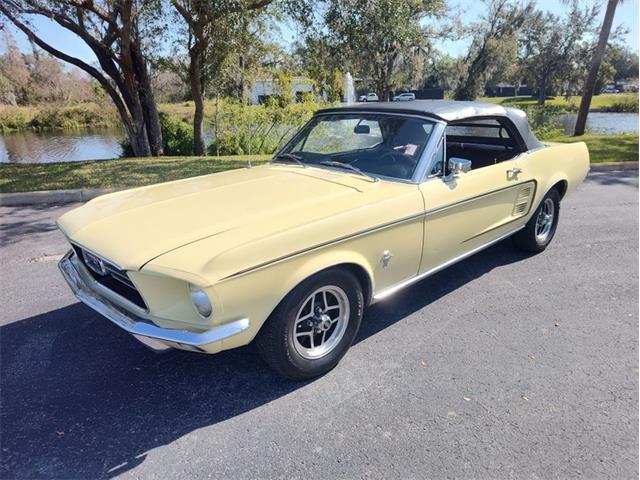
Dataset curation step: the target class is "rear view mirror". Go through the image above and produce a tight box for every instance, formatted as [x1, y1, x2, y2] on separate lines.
[354, 124, 370, 134]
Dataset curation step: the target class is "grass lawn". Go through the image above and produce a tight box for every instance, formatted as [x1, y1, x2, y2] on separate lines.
[480, 93, 638, 110]
[548, 133, 639, 163]
[0, 135, 636, 194]
[0, 155, 270, 194]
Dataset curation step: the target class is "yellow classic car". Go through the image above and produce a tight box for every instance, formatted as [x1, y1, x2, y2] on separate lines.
[58, 100, 589, 379]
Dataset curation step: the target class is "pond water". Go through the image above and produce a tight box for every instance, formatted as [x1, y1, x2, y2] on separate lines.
[0, 112, 637, 163]
[0, 128, 123, 164]
[558, 112, 638, 135]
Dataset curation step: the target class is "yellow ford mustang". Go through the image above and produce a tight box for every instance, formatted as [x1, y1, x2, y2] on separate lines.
[58, 101, 589, 379]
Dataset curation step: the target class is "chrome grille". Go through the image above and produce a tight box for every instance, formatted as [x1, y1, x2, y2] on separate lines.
[103, 263, 136, 289]
[71, 244, 147, 310]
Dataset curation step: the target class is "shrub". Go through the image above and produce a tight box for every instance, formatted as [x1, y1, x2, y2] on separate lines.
[605, 97, 639, 113]
[29, 104, 117, 130]
[207, 99, 327, 156]
[533, 124, 564, 140]
[0, 103, 117, 132]
[522, 104, 566, 140]
[159, 113, 194, 155]
[120, 112, 194, 156]
[0, 107, 31, 132]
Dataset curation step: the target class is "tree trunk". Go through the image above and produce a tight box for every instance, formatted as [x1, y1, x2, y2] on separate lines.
[382, 86, 391, 102]
[574, 0, 619, 136]
[119, 5, 154, 157]
[454, 49, 486, 100]
[189, 52, 206, 156]
[131, 42, 164, 155]
[537, 79, 547, 105]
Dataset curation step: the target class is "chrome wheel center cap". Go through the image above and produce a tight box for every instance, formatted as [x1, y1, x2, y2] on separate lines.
[539, 212, 552, 225]
[314, 313, 332, 332]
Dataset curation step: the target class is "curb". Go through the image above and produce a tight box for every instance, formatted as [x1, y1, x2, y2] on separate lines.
[589, 161, 638, 172]
[0, 188, 120, 207]
[1, 162, 637, 207]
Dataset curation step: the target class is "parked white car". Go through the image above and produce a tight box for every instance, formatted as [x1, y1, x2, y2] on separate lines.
[393, 92, 416, 101]
[602, 85, 619, 94]
[359, 93, 379, 102]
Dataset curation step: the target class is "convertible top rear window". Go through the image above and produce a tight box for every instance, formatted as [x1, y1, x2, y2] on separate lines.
[279, 113, 436, 181]
[446, 119, 511, 139]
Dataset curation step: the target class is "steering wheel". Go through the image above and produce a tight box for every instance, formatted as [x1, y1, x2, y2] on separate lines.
[374, 150, 416, 178]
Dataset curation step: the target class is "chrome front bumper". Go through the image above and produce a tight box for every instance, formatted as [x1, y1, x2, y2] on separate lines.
[58, 250, 249, 352]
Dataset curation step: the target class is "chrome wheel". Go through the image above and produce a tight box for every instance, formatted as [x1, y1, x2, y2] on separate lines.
[293, 285, 350, 360]
[535, 197, 555, 243]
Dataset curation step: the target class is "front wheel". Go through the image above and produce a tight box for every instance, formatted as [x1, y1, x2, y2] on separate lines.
[256, 269, 364, 380]
[512, 188, 560, 253]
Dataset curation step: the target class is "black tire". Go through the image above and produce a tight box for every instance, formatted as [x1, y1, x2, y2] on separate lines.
[512, 188, 561, 253]
[256, 268, 364, 380]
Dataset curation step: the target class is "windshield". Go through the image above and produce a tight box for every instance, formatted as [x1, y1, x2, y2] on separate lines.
[277, 113, 436, 181]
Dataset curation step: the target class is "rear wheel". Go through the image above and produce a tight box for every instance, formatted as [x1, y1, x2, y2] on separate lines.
[512, 188, 560, 253]
[256, 268, 364, 380]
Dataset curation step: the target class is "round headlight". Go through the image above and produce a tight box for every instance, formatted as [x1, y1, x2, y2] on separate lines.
[188, 283, 212, 318]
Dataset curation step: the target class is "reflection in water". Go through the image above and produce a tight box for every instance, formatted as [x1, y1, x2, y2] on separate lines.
[0, 128, 123, 164]
[559, 112, 638, 135]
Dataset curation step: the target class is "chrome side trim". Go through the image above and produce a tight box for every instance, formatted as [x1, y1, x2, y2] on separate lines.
[372, 225, 524, 301]
[59, 251, 249, 350]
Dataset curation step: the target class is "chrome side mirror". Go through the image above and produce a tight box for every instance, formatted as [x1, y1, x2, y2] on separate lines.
[444, 157, 472, 182]
[448, 157, 472, 175]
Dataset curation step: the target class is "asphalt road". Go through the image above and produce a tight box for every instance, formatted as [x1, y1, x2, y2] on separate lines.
[1, 169, 638, 480]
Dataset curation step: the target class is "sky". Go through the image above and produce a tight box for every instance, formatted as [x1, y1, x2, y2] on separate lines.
[433, 0, 640, 57]
[5, 0, 640, 66]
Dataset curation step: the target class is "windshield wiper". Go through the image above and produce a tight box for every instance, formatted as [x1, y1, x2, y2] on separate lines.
[272, 153, 306, 167]
[319, 160, 379, 182]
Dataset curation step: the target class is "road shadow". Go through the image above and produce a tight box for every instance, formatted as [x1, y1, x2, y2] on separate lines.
[585, 169, 638, 188]
[1, 240, 528, 479]
[0, 204, 69, 247]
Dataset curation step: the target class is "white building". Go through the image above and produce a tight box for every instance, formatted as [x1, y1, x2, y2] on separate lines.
[248, 76, 314, 105]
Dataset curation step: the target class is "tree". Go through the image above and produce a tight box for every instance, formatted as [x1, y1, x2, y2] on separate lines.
[454, 0, 532, 101]
[1, 29, 100, 105]
[594, 54, 617, 94]
[0, 29, 30, 105]
[170, 0, 275, 155]
[609, 45, 639, 82]
[422, 53, 465, 92]
[519, 1, 597, 105]
[574, 0, 621, 136]
[322, 0, 444, 101]
[0, 0, 164, 156]
[151, 69, 190, 103]
[292, 35, 346, 101]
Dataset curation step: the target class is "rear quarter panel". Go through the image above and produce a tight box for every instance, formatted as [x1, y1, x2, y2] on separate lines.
[519, 141, 590, 215]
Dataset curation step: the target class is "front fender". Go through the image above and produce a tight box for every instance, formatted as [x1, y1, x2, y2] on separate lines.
[209, 247, 376, 350]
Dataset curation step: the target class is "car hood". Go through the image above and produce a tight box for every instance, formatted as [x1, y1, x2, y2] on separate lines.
[58, 164, 416, 273]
